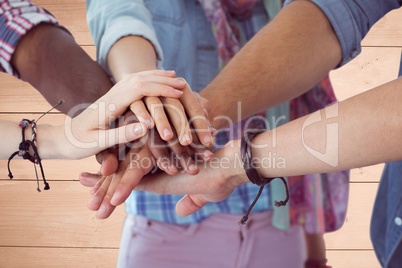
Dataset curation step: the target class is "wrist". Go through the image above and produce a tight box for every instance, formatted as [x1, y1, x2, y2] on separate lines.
[224, 139, 249, 187]
[36, 124, 65, 159]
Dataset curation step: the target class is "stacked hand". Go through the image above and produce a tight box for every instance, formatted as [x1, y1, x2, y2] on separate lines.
[52, 70, 187, 159]
[80, 140, 248, 218]
[78, 69, 216, 218]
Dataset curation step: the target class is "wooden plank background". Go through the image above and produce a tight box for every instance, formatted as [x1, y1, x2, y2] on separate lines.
[0, 1, 401, 267]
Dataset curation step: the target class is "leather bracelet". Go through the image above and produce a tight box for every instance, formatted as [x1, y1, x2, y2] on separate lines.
[239, 128, 289, 225]
[7, 119, 50, 192]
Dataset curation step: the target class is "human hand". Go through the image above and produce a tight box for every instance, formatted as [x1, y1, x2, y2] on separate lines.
[59, 70, 185, 159]
[130, 82, 212, 146]
[127, 79, 214, 174]
[79, 136, 217, 219]
[135, 140, 249, 216]
[80, 145, 156, 219]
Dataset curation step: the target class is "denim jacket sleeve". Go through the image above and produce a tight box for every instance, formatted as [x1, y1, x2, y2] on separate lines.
[284, 0, 402, 67]
[86, 0, 163, 75]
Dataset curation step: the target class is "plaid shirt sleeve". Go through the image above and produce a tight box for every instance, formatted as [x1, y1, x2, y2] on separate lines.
[0, 0, 61, 77]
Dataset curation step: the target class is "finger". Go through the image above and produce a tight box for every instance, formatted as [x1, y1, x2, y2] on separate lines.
[129, 100, 154, 129]
[79, 172, 103, 187]
[96, 148, 119, 176]
[89, 175, 108, 196]
[161, 97, 192, 146]
[180, 84, 212, 147]
[88, 176, 111, 211]
[96, 200, 116, 219]
[147, 130, 178, 175]
[111, 147, 156, 206]
[194, 92, 211, 117]
[188, 130, 214, 162]
[167, 138, 199, 175]
[101, 122, 147, 148]
[80, 71, 186, 126]
[144, 97, 174, 141]
[175, 194, 209, 216]
[96, 172, 122, 219]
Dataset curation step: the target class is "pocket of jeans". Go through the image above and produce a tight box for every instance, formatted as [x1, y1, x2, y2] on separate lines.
[133, 219, 198, 243]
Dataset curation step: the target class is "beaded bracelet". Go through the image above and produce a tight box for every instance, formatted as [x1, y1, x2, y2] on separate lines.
[239, 128, 289, 225]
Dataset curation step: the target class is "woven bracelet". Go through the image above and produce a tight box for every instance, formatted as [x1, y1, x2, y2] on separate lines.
[239, 128, 289, 225]
[8, 119, 50, 192]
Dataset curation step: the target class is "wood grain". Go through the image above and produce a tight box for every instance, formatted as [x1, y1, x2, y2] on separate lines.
[362, 8, 402, 47]
[0, 181, 125, 248]
[1, 1, 401, 267]
[325, 183, 378, 250]
[0, 247, 118, 268]
[34, 0, 92, 46]
[0, 47, 96, 113]
[327, 250, 381, 268]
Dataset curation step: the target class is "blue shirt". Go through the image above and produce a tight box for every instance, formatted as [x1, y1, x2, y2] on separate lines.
[87, 0, 274, 224]
[285, 0, 402, 266]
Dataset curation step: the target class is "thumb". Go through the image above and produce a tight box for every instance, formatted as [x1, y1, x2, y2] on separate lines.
[103, 122, 147, 148]
[175, 194, 209, 216]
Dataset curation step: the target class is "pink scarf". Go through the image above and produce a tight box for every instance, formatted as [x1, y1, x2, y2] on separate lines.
[198, 0, 258, 67]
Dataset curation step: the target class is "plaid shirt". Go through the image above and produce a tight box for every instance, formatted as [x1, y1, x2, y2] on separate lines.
[0, 0, 60, 77]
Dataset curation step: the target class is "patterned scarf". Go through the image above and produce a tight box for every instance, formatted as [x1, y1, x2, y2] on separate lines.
[199, 0, 258, 68]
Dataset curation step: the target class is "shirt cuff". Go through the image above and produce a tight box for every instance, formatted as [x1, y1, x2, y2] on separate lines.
[98, 19, 164, 76]
[284, 0, 362, 67]
[0, 4, 64, 78]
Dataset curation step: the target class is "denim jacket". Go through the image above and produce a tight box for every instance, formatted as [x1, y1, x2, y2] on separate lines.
[372, 160, 402, 268]
[371, 56, 402, 267]
[87, 0, 219, 92]
[86, 0, 274, 224]
[286, 0, 402, 266]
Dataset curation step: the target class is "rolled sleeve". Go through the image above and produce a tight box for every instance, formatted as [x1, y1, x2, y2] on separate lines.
[284, 0, 402, 67]
[86, 0, 163, 75]
[0, 0, 62, 77]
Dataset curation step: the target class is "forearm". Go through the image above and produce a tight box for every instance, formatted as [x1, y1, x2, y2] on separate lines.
[107, 35, 157, 82]
[0, 120, 63, 160]
[11, 24, 113, 115]
[202, 0, 341, 129]
[248, 78, 402, 180]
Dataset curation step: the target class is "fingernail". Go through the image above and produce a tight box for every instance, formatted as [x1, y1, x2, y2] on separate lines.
[166, 70, 175, 74]
[111, 192, 120, 205]
[203, 150, 214, 161]
[88, 195, 100, 205]
[134, 124, 143, 135]
[177, 78, 186, 85]
[145, 119, 152, 128]
[168, 165, 178, 173]
[181, 134, 191, 143]
[163, 129, 172, 139]
[97, 204, 107, 216]
[203, 135, 211, 145]
[188, 164, 198, 172]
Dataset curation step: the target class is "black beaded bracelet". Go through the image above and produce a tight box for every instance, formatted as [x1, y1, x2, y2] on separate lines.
[239, 128, 289, 226]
